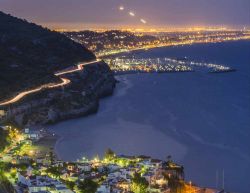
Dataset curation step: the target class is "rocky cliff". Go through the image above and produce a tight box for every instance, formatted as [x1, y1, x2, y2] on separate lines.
[0, 12, 116, 126]
[3, 61, 116, 126]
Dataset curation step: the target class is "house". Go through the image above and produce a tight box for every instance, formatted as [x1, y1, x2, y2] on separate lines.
[28, 185, 48, 193]
[18, 174, 64, 193]
[60, 172, 70, 181]
[24, 128, 30, 134]
[29, 131, 41, 141]
[54, 160, 64, 167]
[153, 174, 168, 187]
[114, 178, 130, 192]
[18, 173, 31, 187]
[77, 163, 91, 172]
[52, 184, 75, 193]
[162, 161, 184, 180]
[107, 164, 120, 172]
[24, 128, 42, 141]
[16, 155, 31, 164]
[107, 171, 121, 180]
[67, 173, 78, 182]
[150, 159, 164, 168]
[97, 184, 110, 193]
[36, 157, 44, 164]
[0, 125, 8, 130]
[27, 166, 33, 177]
[142, 171, 154, 183]
[0, 110, 5, 118]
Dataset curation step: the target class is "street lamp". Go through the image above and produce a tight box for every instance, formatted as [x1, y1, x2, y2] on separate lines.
[189, 181, 192, 193]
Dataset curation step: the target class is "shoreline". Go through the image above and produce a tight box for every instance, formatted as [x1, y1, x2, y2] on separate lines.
[47, 39, 244, 162]
[31, 129, 60, 160]
[38, 40, 250, 192]
[49, 74, 188, 162]
[97, 38, 250, 58]
[52, 133, 64, 160]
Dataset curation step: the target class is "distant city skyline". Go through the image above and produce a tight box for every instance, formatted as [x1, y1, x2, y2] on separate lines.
[0, 0, 249, 30]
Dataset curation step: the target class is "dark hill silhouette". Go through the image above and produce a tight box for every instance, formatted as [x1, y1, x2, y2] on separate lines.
[0, 11, 95, 101]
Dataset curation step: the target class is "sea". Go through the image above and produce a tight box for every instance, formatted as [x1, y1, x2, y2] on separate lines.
[50, 40, 250, 193]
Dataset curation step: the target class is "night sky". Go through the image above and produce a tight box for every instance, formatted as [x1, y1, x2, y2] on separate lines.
[0, 0, 249, 29]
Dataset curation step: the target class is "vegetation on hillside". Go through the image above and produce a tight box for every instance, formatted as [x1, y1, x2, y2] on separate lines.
[131, 172, 149, 193]
[0, 11, 95, 101]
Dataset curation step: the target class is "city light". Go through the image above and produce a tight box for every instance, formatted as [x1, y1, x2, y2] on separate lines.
[104, 57, 233, 74]
[80, 30, 250, 57]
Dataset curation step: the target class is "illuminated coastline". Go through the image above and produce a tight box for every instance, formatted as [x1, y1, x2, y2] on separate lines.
[62, 29, 250, 57]
[104, 57, 233, 74]
[96, 32, 250, 57]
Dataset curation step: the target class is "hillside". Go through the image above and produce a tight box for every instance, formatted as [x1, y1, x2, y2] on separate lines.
[0, 11, 95, 101]
[64, 30, 158, 52]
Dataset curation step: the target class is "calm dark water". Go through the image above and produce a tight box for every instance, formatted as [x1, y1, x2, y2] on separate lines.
[51, 41, 250, 193]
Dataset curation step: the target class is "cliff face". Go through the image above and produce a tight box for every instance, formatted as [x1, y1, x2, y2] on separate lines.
[4, 61, 116, 126]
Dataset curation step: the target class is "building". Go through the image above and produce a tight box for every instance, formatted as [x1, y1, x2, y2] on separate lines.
[0, 110, 5, 118]
[18, 174, 74, 193]
[97, 184, 110, 193]
[162, 161, 185, 180]
[16, 155, 31, 164]
[52, 184, 75, 193]
[24, 128, 42, 141]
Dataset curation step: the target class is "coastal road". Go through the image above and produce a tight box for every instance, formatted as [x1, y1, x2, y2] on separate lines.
[0, 78, 70, 106]
[54, 59, 101, 76]
[0, 59, 100, 106]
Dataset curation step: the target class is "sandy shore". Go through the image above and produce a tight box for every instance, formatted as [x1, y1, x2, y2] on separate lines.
[33, 131, 59, 159]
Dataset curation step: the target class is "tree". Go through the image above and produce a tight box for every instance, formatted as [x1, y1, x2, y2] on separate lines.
[65, 180, 76, 190]
[77, 179, 98, 193]
[0, 129, 9, 152]
[0, 171, 15, 193]
[46, 167, 61, 179]
[104, 148, 115, 160]
[131, 172, 149, 193]
[167, 177, 185, 193]
[48, 148, 56, 165]
[167, 155, 172, 161]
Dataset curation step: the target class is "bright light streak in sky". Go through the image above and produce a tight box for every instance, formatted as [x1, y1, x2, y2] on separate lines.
[0, 0, 249, 29]
[118, 6, 147, 25]
[140, 19, 147, 24]
[129, 11, 135, 17]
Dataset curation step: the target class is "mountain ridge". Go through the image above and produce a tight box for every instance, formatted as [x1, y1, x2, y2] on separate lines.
[0, 11, 95, 101]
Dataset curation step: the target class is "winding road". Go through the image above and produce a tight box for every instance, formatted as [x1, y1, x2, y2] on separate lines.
[0, 59, 100, 106]
[54, 60, 100, 76]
